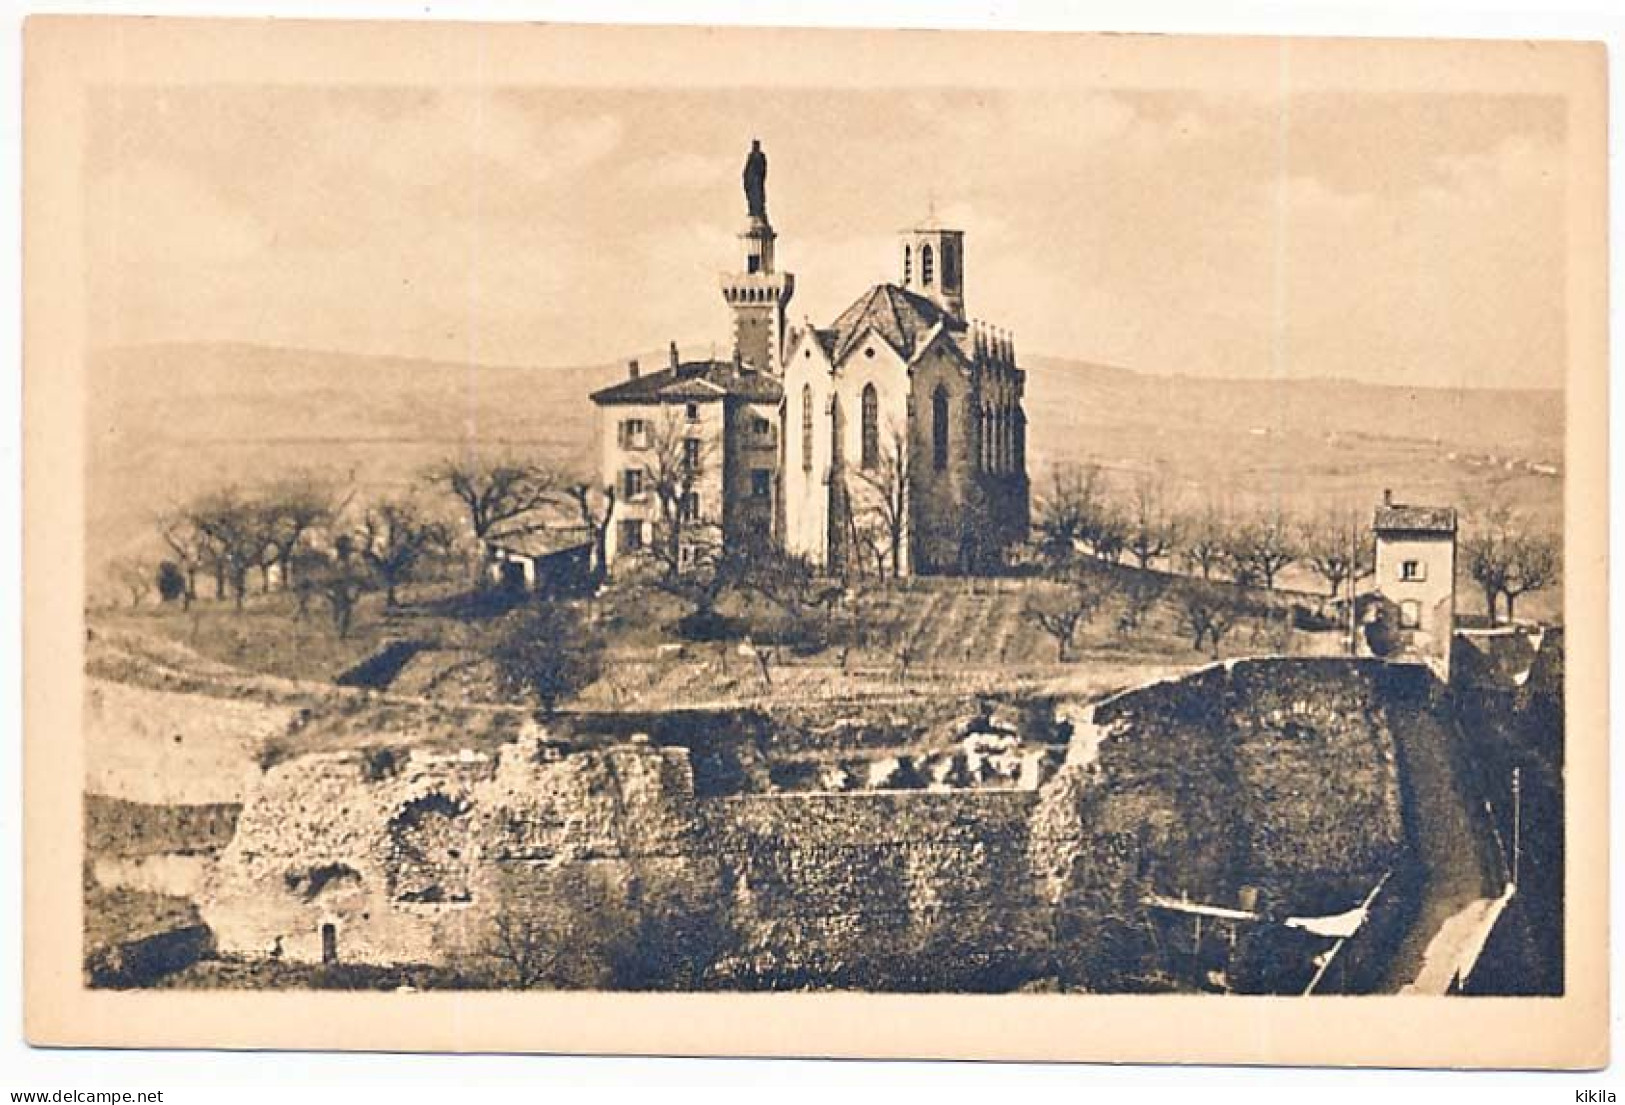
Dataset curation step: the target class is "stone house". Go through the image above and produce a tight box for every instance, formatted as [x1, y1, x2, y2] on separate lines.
[590, 345, 781, 572]
[1366, 490, 1457, 678]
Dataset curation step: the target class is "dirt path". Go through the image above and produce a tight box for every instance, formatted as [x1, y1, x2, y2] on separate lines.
[1380, 704, 1506, 992]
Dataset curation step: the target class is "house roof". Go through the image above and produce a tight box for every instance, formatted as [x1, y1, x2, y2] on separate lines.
[826, 283, 967, 364]
[1373, 503, 1458, 535]
[590, 359, 783, 405]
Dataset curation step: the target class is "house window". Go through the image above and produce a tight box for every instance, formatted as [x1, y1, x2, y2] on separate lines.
[617, 519, 644, 552]
[903, 244, 912, 284]
[801, 384, 814, 472]
[621, 468, 644, 500]
[921, 243, 935, 287]
[619, 418, 649, 449]
[683, 437, 702, 470]
[685, 402, 700, 422]
[931, 384, 949, 471]
[1399, 599, 1421, 629]
[861, 384, 880, 470]
[751, 469, 772, 499]
[679, 492, 700, 522]
[752, 416, 772, 437]
[1400, 559, 1426, 582]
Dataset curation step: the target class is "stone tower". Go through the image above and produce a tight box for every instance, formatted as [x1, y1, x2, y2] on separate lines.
[900, 214, 966, 322]
[719, 139, 796, 374]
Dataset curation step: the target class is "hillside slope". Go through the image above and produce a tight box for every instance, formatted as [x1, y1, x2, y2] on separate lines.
[87, 342, 1564, 579]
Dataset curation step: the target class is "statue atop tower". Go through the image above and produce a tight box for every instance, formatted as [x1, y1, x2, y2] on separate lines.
[720, 138, 794, 374]
[743, 138, 768, 219]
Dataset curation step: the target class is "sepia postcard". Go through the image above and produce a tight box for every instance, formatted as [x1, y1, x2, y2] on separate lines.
[22, 16, 1609, 1066]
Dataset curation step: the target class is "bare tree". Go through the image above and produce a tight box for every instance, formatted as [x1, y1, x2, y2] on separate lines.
[1464, 506, 1560, 624]
[639, 409, 720, 580]
[738, 547, 843, 651]
[357, 497, 452, 607]
[260, 474, 344, 593]
[1177, 502, 1230, 581]
[1115, 571, 1169, 635]
[473, 867, 627, 989]
[1300, 508, 1375, 598]
[1501, 532, 1559, 623]
[187, 488, 276, 610]
[1126, 471, 1179, 571]
[1035, 463, 1106, 567]
[1023, 576, 1110, 661]
[110, 558, 151, 608]
[850, 424, 911, 580]
[563, 480, 616, 583]
[156, 511, 211, 608]
[426, 455, 565, 571]
[1225, 512, 1297, 591]
[315, 553, 371, 638]
[1175, 582, 1243, 657]
[1087, 502, 1130, 565]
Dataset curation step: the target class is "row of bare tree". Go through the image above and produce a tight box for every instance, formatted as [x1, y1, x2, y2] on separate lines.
[1035, 464, 1559, 625]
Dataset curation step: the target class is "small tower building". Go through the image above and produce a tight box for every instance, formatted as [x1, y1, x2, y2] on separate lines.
[1368, 490, 1458, 678]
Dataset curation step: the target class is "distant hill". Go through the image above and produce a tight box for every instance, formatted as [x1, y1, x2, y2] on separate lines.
[86, 342, 1565, 582]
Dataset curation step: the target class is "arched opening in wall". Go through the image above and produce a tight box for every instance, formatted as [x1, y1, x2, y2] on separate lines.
[801, 384, 814, 472]
[861, 384, 879, 470]
[388, 792, 474, 904]
[941, 240, 958, 288]
[921, 243, 935, 286]
[320, 922, 338, 965]
[932, 385, 949, 472]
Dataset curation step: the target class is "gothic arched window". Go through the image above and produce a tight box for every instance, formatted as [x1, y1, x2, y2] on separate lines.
[861, 384, 879, 470]
[921, 244, 935, 287]
[931, 384, 949, 471]
[801, 384, 814, 472]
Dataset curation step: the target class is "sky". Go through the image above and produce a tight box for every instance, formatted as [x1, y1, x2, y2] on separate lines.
[85, 83, 1568, 389]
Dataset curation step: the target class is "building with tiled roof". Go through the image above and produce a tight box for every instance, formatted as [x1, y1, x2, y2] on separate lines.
[591, 342, 782, 571]
[1363, 490, 1459, 678]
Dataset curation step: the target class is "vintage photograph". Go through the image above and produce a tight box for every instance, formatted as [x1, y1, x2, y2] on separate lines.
[23, 17, 1608, 1064]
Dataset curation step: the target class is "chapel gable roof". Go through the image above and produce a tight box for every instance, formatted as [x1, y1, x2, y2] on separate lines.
[826, 283, 966, 364]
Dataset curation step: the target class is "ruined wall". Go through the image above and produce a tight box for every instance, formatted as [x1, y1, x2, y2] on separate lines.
[203, 738, 720, 975]
[203, 657, 1414, 991]
[707, 791, 1044, 990]
[1036, 659, 1408, 916]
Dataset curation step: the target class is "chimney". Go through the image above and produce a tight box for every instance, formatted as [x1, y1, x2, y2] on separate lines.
[669, 341, 680, 372]
[627, 358, 640, 380]
[1383, 488, 1393, 507]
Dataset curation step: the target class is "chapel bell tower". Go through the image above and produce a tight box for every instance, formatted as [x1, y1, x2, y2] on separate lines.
[900, 215, 966, 322]
[720, 139, 796, 374]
